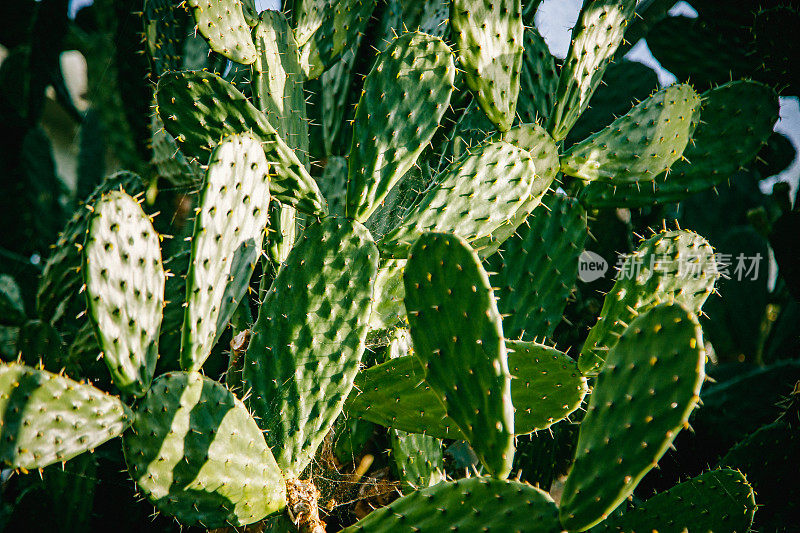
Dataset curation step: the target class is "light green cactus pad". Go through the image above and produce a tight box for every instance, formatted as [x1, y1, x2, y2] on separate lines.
[451, 0, 524, 131]
[123, 371, 285, 528]
[561, 84, 701, 184]
[186, 0, 257, 64]
[346, 31, 455, 222]
[546, 0, 636, 141]
[0, 362, 132, 469]
[83, 191, 164, 397]
[180, 133, 271, 371]
[579, 229, 717, 375]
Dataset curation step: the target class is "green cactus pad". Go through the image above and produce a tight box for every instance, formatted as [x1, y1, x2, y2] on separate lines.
[403, 232, 514, 478]
[489, 194, 588, 340]
[156, 70, 326, 215]
[319, 43, 360, 155]
[579, 80, 779, 207]
[518, 27, 558, 123]
[0, 275, 25, 326]
[559, 303, 706, 531]
[345, 32, 455, 222]
[37, 172, 144, 326]
[579, 229, 717, 375]
[347, 340, 587, 438]
[451, 0, 524, 131]
[186, 0, 257, 64]
[243, 217, 379, 476]
[719, 420, 799, 530]
[123, 371, 285, 528]
[390, 429, 445, 491]
[474, 123, 561, 258]
[295, 0, 379, 80]
[561, 84, 700, 184]
[83, 191, 164, 397]
[368, 258, 407, 330]
[0, 362, 132, 469]
[379, 141, 541, 258]
[251, 10, 309, 167]
[341, 477, 561, 532]
[319, 155, 348, 215]
[180, 133, 271, 372]
[546, 0, 636, 141]
[597, 469, 756, 533]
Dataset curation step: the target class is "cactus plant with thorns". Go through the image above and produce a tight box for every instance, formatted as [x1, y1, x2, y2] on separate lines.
[1, 0, 797, 531]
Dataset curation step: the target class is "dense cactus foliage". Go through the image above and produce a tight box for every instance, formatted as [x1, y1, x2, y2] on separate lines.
[1, 0, 799, 531]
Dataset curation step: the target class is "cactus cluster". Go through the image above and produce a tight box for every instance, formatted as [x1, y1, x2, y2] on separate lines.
[1, 0, 798, 532]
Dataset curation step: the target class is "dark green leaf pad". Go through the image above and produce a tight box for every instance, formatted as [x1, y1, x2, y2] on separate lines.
[546, 0, 636, 141]
[518, 27, 558, 123]
[294, 0, 379, 80]
[579, 229, 717, 375]
[340, 477, 561, 532]
[186, 0, 257, 64]
[561, 84, 700, 184]
[380, 141, 539, 258]
[390, 429, 445, 491]
[156, 70, 326, 215]
[347, 340, 587, 437]
[403, 232, 514, 477]
[488, 194, 587, 339]
[83, 191, 164, 397]
[143, 0, 191, 76]
[474, 123, 561, 258]
[559, 303, 706, 531]
[597, 469, 756, 533]
[451, 0, 524, 131]
[243, 217, 379, 475]
[345, 32, 455, 222]
[579, 80, 779, 207]
[123, 371, 285, 528]
[719, 420, 799, 531]
[505, 341, 588, 431]
[37, 171, 144, 326]
[180, 133, 270, 371]
[0, 362, 132, 469]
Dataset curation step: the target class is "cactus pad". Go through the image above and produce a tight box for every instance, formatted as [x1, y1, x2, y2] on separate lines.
[295, 0, 378, 79]
[380, 141, 540, 258]
[180, 133, 270, 371]
[561, 84, 700, 184]
[390, 429, 445, 491]
[347, 340, 587, 438]
[518, 27, 558, 123]
[546, 0, 636, 141]
[243, 217, 379, 475]
[186, 0, 257, 64]
[346, 32, 455, 222]
[83, 191, 164, 397]
[489, 194, 587, 339]
[123, 371, 285, 528]
[341, 477, 560, 532]
[0, 362, 132, 469]
[450, 0, 524, 131]
[156, 70, 326, 215]
[579, 80, 779, 207]
[597, 469, 756, 533]
[560, 303, 706, 531]
[403, 232, 514, 478]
